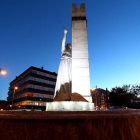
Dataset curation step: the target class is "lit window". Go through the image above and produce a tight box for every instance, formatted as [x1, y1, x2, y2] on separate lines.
[30, 102, 33, 105]
[35, 102, 38, 106]
[39, 103, 43, 106]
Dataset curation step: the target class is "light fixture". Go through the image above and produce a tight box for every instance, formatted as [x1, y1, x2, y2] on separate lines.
[0, 69, 6, 75]
[91, 88, 94, 92]
[14, 86, 18, 90]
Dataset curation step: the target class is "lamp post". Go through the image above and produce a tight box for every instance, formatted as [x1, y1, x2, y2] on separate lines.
[12, 86, 18, 110]
[95, 88, 98, 110]
[91, 86, 98, 110]
[91, 87, 94, 100]
[0, 69, 6, 75]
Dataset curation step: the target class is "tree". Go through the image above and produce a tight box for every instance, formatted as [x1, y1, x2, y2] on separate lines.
[109, 85, 140, 107]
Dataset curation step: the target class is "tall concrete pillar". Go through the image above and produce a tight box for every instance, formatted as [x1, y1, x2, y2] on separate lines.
[72, 3, 91, 102]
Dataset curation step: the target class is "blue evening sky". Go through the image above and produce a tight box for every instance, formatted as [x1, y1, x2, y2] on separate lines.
[0, 0, 140, 100]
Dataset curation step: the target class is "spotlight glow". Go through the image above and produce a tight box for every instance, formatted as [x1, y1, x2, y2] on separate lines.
[14, 87, 18, 90]
[1, 70, 6, 75]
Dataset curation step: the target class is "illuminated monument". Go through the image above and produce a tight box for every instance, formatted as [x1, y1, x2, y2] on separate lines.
[72, 3, 91, 102]
[46, 3, 94, 111]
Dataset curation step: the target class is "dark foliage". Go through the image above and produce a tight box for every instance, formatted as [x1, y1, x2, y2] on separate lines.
[109, 85, 140, 107]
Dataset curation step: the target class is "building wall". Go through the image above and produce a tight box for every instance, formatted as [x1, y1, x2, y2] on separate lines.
[91, 88, 109, 110]
[0, 100, 7, 110]
[7, 66, 57, 110]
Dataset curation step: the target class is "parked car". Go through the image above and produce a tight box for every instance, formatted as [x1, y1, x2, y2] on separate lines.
[109, 106, 127, 110]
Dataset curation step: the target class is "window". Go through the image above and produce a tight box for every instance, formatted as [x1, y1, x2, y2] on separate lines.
[27, 102, 30, 105]
[40, 95, 44, 98]
[35, 102, 38, 106]
[35, 94, 39, 97]
[39, 103, 43, 106]
[30, 102, 33, 105]
[36, 86, 40, 89]
[101, 102, 104, 105]
[32, 71, 37, 74]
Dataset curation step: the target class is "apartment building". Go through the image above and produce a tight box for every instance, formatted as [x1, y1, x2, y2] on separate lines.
[7, 66, 57, 110]
[91, 88, 109, 110]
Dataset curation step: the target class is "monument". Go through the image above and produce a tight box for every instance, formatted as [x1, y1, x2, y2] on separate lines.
[46, 3, 94, 111]
[72, 3, 92, 102]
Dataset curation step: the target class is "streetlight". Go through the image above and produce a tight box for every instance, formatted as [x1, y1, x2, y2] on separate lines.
[12, 86, 18, 110]
[96, 90, 98, 110]
[91, 88, 95, 92]
[91, 86, 98, 110]
[0, 69, 6, 75]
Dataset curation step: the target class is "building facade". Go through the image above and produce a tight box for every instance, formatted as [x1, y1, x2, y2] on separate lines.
[91, 88, 109, 110]
[0, 100, 7, 110]
[7, 66, 57, 111]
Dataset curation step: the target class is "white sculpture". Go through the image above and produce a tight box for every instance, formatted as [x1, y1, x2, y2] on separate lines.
[46, 4, 95, 111]
[54, 28, 72, 101]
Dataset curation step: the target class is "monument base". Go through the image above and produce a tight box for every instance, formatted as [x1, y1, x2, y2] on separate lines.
[46, 101, 94, 111]
[84, 96, 92, 103]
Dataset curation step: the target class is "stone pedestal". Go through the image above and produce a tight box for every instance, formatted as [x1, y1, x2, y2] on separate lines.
[46, 101, 94, 111]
